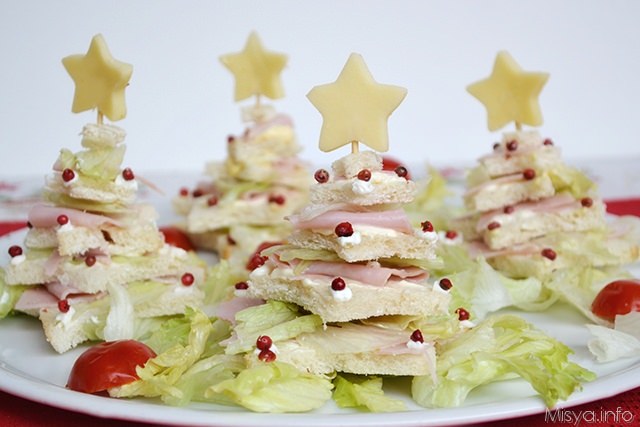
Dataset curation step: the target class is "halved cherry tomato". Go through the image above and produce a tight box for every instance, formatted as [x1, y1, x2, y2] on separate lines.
[159, 226, 195, 251]
[591, 279, 640, 322]
[382, 155, 411, 180]
[67, 340, 156, 394]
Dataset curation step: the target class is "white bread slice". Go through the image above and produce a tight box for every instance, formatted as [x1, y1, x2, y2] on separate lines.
[485, 230, 640, 280]
[44, 173, 137, 206]
[246, 265, 449, 323]
[184, 188, 307, 234]
[310, 172, 416, 206]
[251, 337, 435, 376]
[479, 131, 562, 178]
[464, 172, 555, 213]
[287, 228, 436, 263]
[331, 150, 383, 178]
[454, 199, 608, 250]
[4, 245, 201, 293]
[38, 280, 204, 353]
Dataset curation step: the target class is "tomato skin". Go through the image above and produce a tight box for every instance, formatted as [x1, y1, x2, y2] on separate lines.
[591, 279, 640, 322]
[159, 226, 195, 252]
[381, 156, 411, 180]
[67, 340, 156, 394]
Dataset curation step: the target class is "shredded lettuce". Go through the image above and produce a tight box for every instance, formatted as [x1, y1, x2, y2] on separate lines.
[225, 301, 322, 355]
[207, 361, 333, 413]
[0, 271, 27, 319]
[102, 282, 135, 341]
[75, 145, 126, 180]
[412, 314, 595, 408]
[201, 260, 244, 306]
[333, 374, 406, 412]
[448, 257, 556, 320]
[548, 164, 595, 198]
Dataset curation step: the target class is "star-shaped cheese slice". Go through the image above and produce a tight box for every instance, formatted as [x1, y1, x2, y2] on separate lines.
[467, 51, 549, 131]
[307, 53, 407, 153]
[220, 32, 288, 102]
[62, 34, 133, 122]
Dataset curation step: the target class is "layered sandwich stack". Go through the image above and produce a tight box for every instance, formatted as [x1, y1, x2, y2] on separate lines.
[455, 51, 639, 280]
[2, 35, 205, 353]
[173, 32, 310, 265]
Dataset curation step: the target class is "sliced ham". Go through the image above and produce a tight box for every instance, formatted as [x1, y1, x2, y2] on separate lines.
[464, 172, 524, 198]
[466, 240, 540, 259]
[289, 208, 414, 234]
[44, 250, 64, 277]
[475, 193, 579, 232]
[300, 260, 427, 286]
[14, 287, 58, 311]
[44, 281, 84, 300]
[28, 204, 121, 228]
[215, 297, 264, 324]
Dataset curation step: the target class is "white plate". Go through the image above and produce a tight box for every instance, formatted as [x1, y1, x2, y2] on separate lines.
[1, 230, 639, 427]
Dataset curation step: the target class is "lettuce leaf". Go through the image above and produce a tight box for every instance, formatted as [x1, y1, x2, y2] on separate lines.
[412, 314, 596, 408]
[333, 374, 406, 412]
[0, 271, 27, 319]
[225, 301, 322, 355]
[207, 361, 333, 413]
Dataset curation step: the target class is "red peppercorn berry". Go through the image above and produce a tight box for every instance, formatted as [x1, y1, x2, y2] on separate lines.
[421, 221, 434, 233]
[331, 277, 346, 291]
[179, 187, 189, 197]
[227, 135, 235, 144]
[57, 214, 69, 226]
[227, 235, 236, 245]
[27, 221, 33, 229]
[58, 299, 70, 313]
[8, 245, 23, 257]
[456, 307, 470, 321]
[492, 142, 501, 150]
[394, 165, 408, 178]
[581, 197, 593, 208]
[234, 281, 249, 290]
[122, 167, 135, 181]
[335, 222, 354, 237]
[357, 169, 371, 182]
[523, 169, 536, 180]
[85, 255, 96, 267]
[314, 169, 330, 183]
[503, 205, 514, 214]
[543, 138, 554, 146]
[258, 349, 277, 362]
[445, 230, 458, 240]
[438, 278, 453, 291]
[268, 194, 286, 205]
[192, 189, 204, 198]
[506, 140, 518, 152]
[256, 335, 273, 351]
[487, 221, 501, 231]
[62, 168, 76, 182]
[207, 196, 218, 207]
[181, 272, 195, 286]
[541, 248, 557, 261]
[410, 329, 424, 343]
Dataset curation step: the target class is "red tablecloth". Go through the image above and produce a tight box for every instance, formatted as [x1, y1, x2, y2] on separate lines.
[1, 199, 640, 427]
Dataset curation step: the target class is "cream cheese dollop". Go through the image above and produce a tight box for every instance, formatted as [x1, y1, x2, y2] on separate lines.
[55, 306, 76, 329]
[10, 254, 26, 266]
[338, 231, 362, 247]
[331, 286, 353, 302]
[351, 179, 374, 195]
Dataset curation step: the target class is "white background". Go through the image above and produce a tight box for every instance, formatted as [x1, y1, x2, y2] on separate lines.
[1, 1, 640, 178]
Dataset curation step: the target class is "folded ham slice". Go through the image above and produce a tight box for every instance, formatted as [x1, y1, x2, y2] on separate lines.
[28, 204, 121, 228]
[298, 260, 428, 286]
[289, 208, 414, 234]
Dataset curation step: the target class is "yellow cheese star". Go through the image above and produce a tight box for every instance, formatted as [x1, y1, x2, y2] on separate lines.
[62, 34, 133, 122]
[307, 53, 407, 153]
[220, 32, 288, 102]
[467, 51, 549, 131]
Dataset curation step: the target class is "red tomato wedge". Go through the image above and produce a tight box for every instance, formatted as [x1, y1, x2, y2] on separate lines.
[159, 226, 195, 252]
[591, 279, 640, 322]
[67, 340, 156, 394]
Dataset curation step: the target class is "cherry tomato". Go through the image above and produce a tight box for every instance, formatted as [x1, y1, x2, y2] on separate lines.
[381, 155, 411, 180]
[67, 340, 156, 394]
[159, 226, 195, 251]
[591, 279, 640, 322]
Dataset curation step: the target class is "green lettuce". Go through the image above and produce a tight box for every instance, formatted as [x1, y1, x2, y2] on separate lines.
[0, 270, 27, 319]
[412, 314, 596, 408]
[207, 361, 333, 413]
[333, 374, 406, 412]
[548, 164, 595, 198]
[225, 301, 322, 355]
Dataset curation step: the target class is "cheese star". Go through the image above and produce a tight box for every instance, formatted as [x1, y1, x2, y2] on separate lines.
[467, 51, 549, 131]
[62, 34, 133, 122]
[220, 32, 288, 101]
[307, 53, 407, 153]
